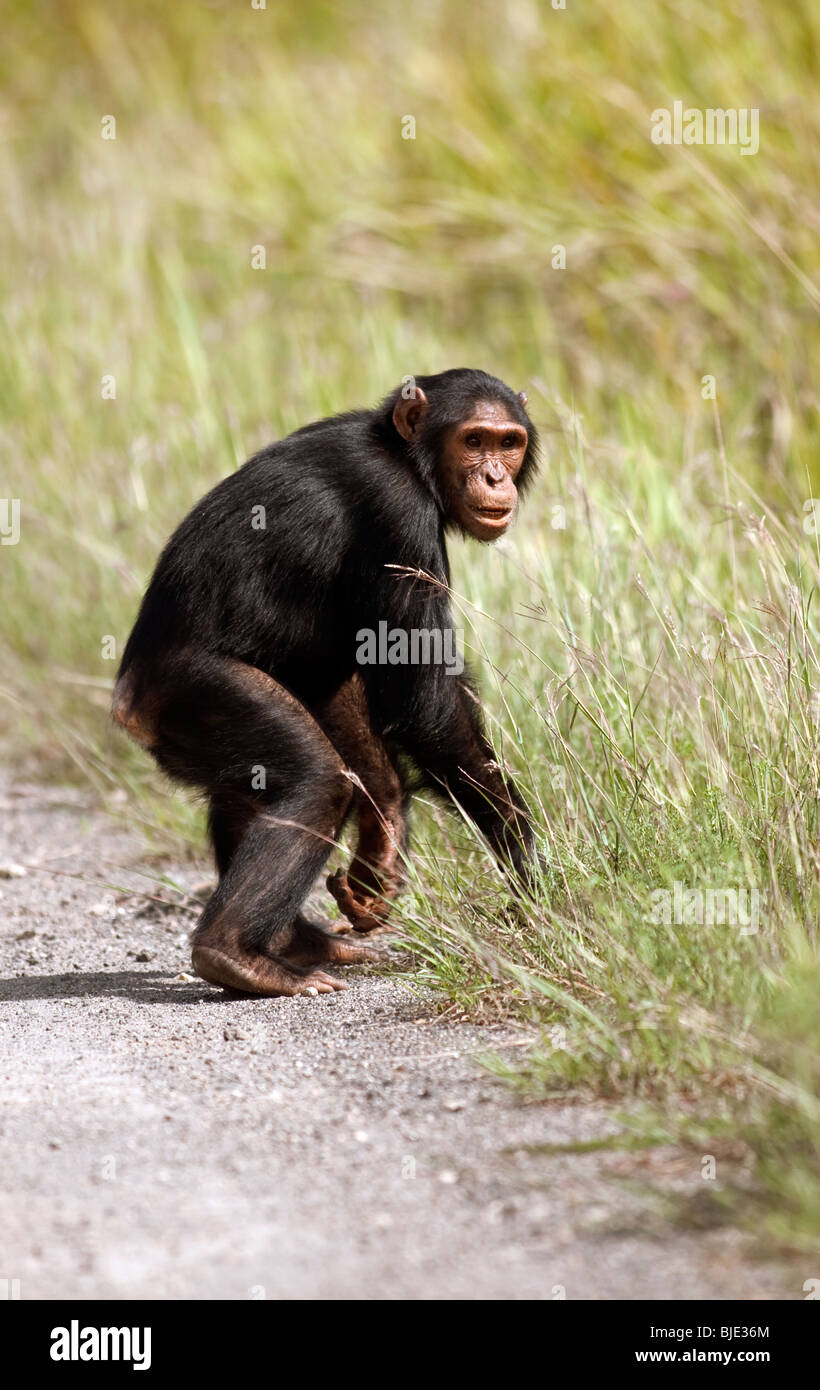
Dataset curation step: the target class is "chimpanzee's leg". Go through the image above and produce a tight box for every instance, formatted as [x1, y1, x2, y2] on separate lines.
[208, 795, 379, 970]
[312, 674, 409, 932]
[207, 798, 254, 880]
[142, 654, 375, 994]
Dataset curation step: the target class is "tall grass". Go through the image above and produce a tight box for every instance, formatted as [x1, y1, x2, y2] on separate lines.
[1, 0, 818, 1251]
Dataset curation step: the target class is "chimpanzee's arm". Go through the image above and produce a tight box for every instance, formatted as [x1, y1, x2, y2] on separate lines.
[394, 671, 535, 883]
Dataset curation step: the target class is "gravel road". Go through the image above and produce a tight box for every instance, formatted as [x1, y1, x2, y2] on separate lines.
[0, 781, 794, 1300]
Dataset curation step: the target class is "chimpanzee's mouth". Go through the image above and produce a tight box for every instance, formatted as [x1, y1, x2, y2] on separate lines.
[474, 506, 513, 524]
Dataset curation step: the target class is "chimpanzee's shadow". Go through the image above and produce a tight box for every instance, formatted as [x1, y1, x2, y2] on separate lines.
[0, 969, 213, 1004]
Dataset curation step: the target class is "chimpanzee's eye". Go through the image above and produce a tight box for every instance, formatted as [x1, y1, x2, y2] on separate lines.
[501, 435, 517, 448]
[465, 433, 482, 449]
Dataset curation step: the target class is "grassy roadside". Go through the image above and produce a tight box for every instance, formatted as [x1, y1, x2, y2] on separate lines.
[1, 1, 818, 1256]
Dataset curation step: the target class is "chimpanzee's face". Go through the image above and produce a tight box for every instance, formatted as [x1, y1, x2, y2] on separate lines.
[440, 400, 528, 541]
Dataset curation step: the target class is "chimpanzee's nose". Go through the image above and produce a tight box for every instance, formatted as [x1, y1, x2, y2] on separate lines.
[482, 459, 505, 487]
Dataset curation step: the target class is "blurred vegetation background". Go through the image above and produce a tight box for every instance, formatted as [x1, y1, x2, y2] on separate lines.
[1, 0, 818, 1255]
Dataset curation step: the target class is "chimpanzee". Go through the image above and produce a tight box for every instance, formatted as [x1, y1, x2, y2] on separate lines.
[113, 368, 539, 996]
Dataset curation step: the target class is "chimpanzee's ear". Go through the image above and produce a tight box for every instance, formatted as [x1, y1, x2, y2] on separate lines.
[518, 390, 528, 408]
[393, 386, 429, 441]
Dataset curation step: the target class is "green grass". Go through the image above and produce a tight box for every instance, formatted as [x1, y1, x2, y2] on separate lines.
[1, 0, 818, 1255]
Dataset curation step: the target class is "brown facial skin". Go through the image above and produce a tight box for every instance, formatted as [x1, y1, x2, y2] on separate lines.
[393, 390, 528, 541]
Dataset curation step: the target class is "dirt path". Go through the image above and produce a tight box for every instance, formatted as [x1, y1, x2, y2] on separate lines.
[0, 782, 793, 1300]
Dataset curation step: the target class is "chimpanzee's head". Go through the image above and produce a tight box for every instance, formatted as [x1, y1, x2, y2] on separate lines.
[388, 368, 539, 541]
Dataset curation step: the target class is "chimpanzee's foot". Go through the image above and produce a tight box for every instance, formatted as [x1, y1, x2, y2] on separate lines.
[192, 929, 347, 996]
[278, 912, 381, 967]
[326, 867, 393, 933]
